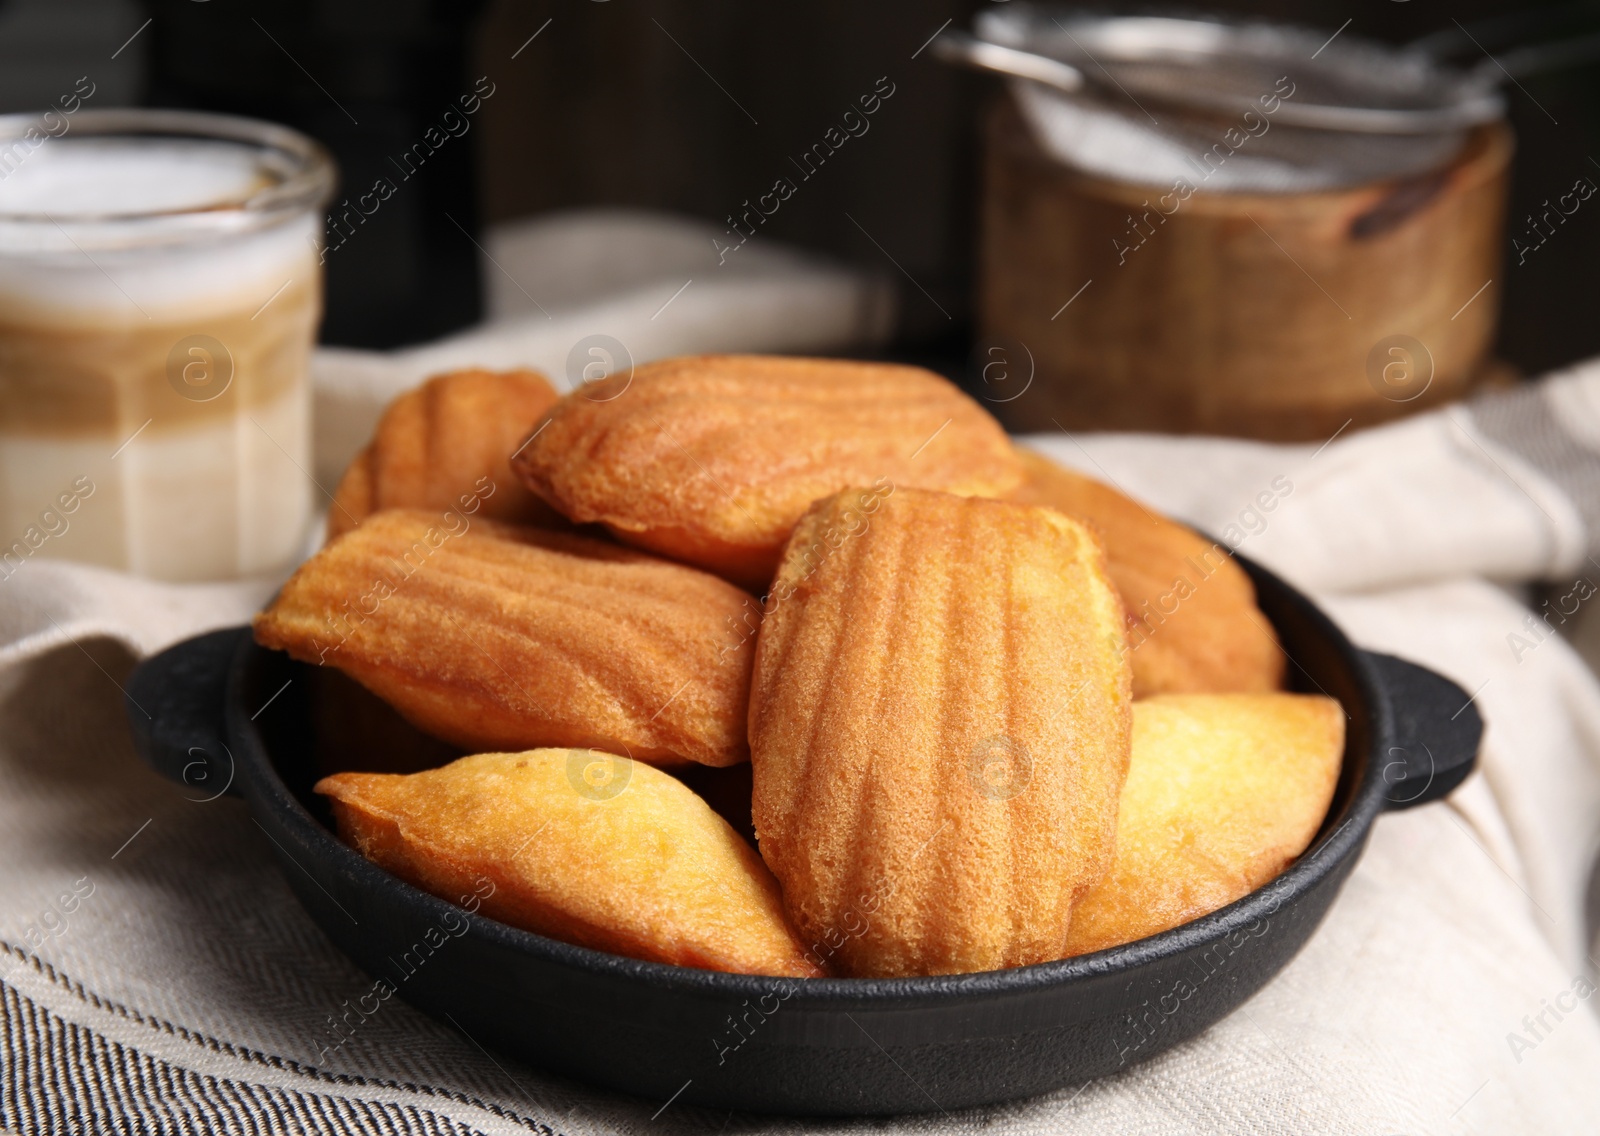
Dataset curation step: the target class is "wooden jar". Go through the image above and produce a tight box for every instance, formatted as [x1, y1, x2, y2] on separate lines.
[977, 98, 1513, 441]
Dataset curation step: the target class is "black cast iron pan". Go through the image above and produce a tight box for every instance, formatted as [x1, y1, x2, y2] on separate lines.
[123, 554, 1480, 1116]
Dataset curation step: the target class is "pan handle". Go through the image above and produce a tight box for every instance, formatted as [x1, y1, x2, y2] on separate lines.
[1361, 651, 1482, 810]
[125, 626, 250, 801]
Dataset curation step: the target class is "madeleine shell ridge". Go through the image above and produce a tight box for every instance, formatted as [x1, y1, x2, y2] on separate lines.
[255, 509, 757, 766]
[511, 354, 1024, 588]
[329, 367, 562, 540]
[750, 487, 1133, 977]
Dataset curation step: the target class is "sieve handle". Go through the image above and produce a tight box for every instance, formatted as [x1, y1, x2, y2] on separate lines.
[1480, 32, 1600, 84]
[1409, 6, 1600, 82]
[930, 31, 1086, 96]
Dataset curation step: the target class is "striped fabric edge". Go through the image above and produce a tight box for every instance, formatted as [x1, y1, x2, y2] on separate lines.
[2, 981, 482, 1136]
[0, 942, 566, 1136]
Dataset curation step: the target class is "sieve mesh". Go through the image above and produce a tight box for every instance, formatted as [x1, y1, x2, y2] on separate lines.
[978, 7, 1492, 192]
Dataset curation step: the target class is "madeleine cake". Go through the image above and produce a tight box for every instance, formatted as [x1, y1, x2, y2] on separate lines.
[749, 487, 1132, 977]
[1009, 448, 1284, 697]
[255, 510, 756, 766]
[318, 750, 820, 976]
[328, 367, 562, 539]
[1063, 693, 1343, 956]
[511, 354, 1023, 589]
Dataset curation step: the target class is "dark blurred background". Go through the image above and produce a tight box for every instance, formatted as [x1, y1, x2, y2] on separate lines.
[3, 0, 1599, 375]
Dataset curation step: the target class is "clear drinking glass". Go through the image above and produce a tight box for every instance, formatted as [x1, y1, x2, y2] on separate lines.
[0, 108, 335, 582]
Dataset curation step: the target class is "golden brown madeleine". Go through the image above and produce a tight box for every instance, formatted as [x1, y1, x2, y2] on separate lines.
[1009, 448, 1284, 698]
[750, 488, 1132, 977]
[255, 510, 756, 766]
[511, 354, 1023, 590]
[317, 750, 821, 976]
[328, 367, 562, 540]
[1064, 693, 1344, 957]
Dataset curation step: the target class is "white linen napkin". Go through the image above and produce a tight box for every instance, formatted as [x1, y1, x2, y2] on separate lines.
[1, 210, 1598, 1134]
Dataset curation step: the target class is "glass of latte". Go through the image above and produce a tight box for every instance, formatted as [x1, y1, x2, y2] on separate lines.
[0, 109, 334, 582]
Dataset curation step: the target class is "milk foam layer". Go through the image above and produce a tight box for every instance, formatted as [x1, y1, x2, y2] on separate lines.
[0, 137, 316, 323]
[0, 138, 274, 216]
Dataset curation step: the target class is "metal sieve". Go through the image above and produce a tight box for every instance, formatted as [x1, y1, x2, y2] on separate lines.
[937, 5, 1600, 191]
